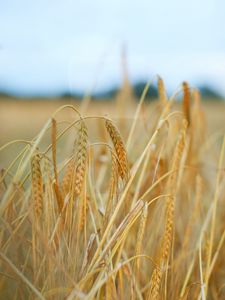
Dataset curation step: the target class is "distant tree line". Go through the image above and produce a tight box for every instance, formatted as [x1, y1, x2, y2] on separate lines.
[0, 82, 223, 100]
[89, 81, 223, 100]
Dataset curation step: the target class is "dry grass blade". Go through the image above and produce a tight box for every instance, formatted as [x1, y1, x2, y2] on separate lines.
[80, 233, 97, 277]
[51, 118, 57, 182]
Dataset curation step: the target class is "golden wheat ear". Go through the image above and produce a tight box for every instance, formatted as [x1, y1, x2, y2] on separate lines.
[182, 81, 191, 126]
[148, 265, 162, 300]
[105, 119, 129, 182]
[157, 76, 167, 105]
[31, 153, 43, 217]
[103, 152, 119, 229]
[61, 158, 75, 196]
[74, 120, 88, 196]
[51, 118, 64, 212]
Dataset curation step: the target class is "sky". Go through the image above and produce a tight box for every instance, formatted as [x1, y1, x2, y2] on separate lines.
[0, 0, 225, 96]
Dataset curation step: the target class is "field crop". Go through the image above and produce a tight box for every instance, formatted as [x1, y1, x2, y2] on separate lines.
[0, 79, 225, 299]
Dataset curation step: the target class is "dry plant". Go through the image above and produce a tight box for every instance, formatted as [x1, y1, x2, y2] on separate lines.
[0, 77, 225, 300]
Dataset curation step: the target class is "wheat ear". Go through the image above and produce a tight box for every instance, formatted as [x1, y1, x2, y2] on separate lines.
[149, 121, 187, 298]
[105, 119, 129, 181]
[148, 265, 162, 300]
[169, 119, 187, 191]
[134, 202, 148, 279]
[158, 76, 167, 105]
[61, 158, 75, 196]
[104, 152, 119, 229]
[51, 118, 64, 212]
[182, 82, 191, 126]
[162, 121, 187, 259]
[74, 120, 88, 196]
[31, 153, 43, 217]
[161, 195, 175, 262]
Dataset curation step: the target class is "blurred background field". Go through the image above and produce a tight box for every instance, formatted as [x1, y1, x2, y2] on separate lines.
[0, 96, 224, 165]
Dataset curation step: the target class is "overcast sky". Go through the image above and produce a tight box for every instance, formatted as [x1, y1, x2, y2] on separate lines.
[0, 0, 225, 96]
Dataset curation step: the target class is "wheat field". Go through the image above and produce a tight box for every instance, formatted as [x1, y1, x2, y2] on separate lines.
[0, 79, 225, 299]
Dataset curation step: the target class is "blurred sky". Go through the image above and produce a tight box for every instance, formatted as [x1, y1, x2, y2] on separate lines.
[0, 0, 225, 96]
